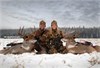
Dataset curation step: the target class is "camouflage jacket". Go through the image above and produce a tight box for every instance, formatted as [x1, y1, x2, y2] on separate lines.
[47, 29, 64, 48]
[49, 30, 63, 39]
[34, 28, 49, 45]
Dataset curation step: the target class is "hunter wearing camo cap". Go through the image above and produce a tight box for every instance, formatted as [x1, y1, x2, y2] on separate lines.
[47, 20, 65, 54]
[34, 20, 49, 54]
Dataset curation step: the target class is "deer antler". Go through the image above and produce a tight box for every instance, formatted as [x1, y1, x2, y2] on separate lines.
[18, 26, 35, 41]
[30, 26, 36, 33]
[64, 31, 81, 39]
[74, 31, 81, 38]
[18, 26, 25, 37]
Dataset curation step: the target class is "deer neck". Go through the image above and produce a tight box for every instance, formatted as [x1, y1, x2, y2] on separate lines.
[67, 39, 76, 45]
[66, 39, 77, 49]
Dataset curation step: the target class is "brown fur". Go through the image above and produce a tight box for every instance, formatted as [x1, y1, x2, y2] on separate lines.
[68, 45, 96, 54]
[93, 46, 100, 52]
[0, 40, 35, 54]
[63, 32, 97, 54]
[0, 28, 36, 54]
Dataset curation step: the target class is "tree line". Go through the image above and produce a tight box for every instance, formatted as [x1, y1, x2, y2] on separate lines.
[0, 27, 100, 38]
[61, 27, 100, 38]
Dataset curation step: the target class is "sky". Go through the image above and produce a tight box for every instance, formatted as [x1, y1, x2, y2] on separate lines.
[0, 0, 100, 29]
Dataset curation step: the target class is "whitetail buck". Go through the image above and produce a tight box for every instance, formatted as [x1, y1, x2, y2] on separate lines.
[62, 31, 100, 54]
[0, 27, 36, 54]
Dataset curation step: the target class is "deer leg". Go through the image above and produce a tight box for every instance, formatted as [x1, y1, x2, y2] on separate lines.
[86, 46, 97, 53]
[0, 49, 10, 54]
[3, 45, 26, 54]
[93, 46, 100, 52]
[2, 47, 14, 54]
[68, 45, 87, 54]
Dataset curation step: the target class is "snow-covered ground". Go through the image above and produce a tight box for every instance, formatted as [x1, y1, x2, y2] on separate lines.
[0, 38, 100, 68]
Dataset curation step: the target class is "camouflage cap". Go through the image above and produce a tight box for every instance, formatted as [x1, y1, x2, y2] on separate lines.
[40, 20, 46, 25]
[51, 20, 57, 26]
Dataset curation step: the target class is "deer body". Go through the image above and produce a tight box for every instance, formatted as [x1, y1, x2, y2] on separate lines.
[0, 27, 37, 54]
[0, 40, 36, 54]
[68, 44, 96, 54]
[63, 31, 98, 54]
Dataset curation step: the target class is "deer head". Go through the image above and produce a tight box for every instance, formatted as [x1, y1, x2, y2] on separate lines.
[62, 31, 80, 46]
[18, 27, 35, 41]
[64, 31, 80, 39]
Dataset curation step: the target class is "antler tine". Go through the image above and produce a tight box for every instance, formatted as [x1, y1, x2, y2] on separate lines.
[30, 27, 34, 33]
[74, 31, 81, 38]
[30, 26, 36, 34]
[18, 26, 25, 37]
[18, 27, 21, 35]
[22, 26, 25, 36]
[34, 26, 36, 31]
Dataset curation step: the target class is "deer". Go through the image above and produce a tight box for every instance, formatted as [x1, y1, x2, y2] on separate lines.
[61, 31, 100, 65]
[0, 27, 36, 54]
[62, 31, 100, 54]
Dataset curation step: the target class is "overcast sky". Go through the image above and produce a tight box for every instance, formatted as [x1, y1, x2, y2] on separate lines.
[0, 0, 100, 29]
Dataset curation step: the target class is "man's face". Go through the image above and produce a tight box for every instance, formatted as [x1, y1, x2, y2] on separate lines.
[39, 24, 46, 30]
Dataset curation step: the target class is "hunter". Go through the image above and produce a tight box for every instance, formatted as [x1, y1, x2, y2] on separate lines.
[47, 20, 65, 54]
[33, 20, 49, 54]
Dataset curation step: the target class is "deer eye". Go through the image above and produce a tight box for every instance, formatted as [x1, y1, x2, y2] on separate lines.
[24, 35, 28, 38]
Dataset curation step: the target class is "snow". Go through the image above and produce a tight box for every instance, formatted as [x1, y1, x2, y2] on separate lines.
[0, 38, 100, 68]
